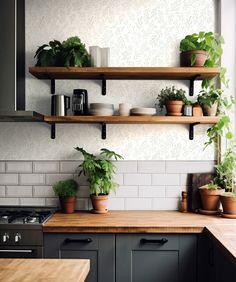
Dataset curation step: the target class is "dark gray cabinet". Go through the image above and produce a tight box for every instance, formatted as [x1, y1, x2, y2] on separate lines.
[116, 234, 197, 282]
[44, 233, 115, 282]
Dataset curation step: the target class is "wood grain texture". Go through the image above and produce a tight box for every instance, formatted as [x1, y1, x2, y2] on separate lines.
[0, 259, 89, 282]
[44, 115, 219, 124]
[29, 67, 220, 80]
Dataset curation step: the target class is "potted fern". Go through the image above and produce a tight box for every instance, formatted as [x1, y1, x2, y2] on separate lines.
[53, 179, 78, 214]
[75, 147, 123, 213]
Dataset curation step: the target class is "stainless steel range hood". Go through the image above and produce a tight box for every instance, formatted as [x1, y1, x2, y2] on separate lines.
[0, 0, 43, 122]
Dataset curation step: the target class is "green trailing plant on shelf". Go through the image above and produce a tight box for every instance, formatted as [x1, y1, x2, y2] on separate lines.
[34, 36, 91, 67]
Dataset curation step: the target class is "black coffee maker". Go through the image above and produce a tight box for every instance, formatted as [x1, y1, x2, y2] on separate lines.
[72, 89, 88, 115]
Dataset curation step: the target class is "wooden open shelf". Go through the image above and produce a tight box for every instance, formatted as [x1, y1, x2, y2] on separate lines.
[29, 67, 220, 80]
[44, 115, 219, 124]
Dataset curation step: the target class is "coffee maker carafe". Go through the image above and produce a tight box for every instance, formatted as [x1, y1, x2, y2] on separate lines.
[72, 89, 88, 115]
[51, 94, 70, 116]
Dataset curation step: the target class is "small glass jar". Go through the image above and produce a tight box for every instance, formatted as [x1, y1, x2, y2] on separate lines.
[183, 105, 192, 116]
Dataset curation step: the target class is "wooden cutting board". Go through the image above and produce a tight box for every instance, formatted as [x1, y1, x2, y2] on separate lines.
[188, 173, 213, 212]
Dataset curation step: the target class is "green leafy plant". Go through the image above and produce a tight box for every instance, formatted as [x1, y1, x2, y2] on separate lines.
[197, 87, 223, 108]
[75, 147, 123, 196]
[53, 179, 78, 197]
[207, 182, 220, 190]
[34, 36, 91, 67]
[180, 31, 224, 67]
[156, 86, 187, 110]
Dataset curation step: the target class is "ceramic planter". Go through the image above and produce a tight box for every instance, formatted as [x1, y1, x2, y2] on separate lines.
[180, 50, 208, 67]
[202, 102, 218, 116]
[90, 194, 109, 214]
[165, 100, 183, 116]
[192, 105, 203, 117]
[220, 194, 236, 216]
[59, 196, 76, 214]
[199, 186, 225, 211]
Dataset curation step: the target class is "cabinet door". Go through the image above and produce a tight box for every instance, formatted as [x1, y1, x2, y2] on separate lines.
[44, 233, 115, 282]
[116, 234, 197, 282]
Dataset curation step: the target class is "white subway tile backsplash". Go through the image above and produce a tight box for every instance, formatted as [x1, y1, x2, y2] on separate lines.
[152, 174, 180, 185]
[33, 161, 59, 173]
[6, 162, 32, 173]
[76, 198, 89, 210]
[0, 198, 19, 205]
[0, 162, 5, 173]
[77, 186, 90, 198]
[114, 161, 137, 173]
[46, 174, 73, 185]
[138, 161, 165, 173]
[166, 186, 186, 198]
[166, 161, 215, 173]
[125, 198, 152, 210]
[113, 174, 124, 185]
[0, 174, 18, 185]
[60, 161, 80, 173]
[19, 174, 45, 185]
[153, 198, 180, 210]
[108, 198, 125, 210]
[139, 186, 165, 198]
[6, 186, 32, 197]
[34, 186, 55, 197]
[46, 197, 59, 207]
[0, 186, 5, 197]
[124, 174, 151, 185]
[20, 198, 46, 206]
[74, 174, 88, 186]
[110, 186, 138, 198]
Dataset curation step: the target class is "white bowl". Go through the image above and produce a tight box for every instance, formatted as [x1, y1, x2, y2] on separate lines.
[90, 103, 114, 110]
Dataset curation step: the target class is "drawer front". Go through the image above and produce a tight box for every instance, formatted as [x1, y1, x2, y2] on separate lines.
[58, 233, 98, 250]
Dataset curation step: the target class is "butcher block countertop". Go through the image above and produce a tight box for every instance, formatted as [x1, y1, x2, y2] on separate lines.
[0, 259, 89, 282]
[43, 211, 236, 263]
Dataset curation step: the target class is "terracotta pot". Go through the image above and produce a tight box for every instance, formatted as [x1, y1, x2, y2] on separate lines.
[202, 102, 218, 116]
[90, 194, 109, 214]
[165, 100, 183, 116]
[199, 186, 225, 211]
[180, 50, 208, 67]
[220, 195, 236, 214]
[192, 105, 203, 117]
[59, 196, 76, 214]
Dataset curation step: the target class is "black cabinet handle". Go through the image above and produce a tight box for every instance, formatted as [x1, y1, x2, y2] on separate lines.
[63, 238, 92, 245]
[140, 238, 168, 244]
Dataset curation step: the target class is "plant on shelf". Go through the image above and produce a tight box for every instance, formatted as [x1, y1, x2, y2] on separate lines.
[34, 36, 91, 67]
[156, 86, 187, 116]
[197, 87, 223, 116]
[75, 147, 123, 214]
[53, 179, 78, 214]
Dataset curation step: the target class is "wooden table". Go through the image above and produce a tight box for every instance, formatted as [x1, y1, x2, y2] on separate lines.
[0, 259, 90, 282]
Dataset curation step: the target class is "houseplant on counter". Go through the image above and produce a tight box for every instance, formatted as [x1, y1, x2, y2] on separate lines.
[156, 86, 187, 116]
[75, 147, 123, 213]
[34, 36, 91, 67]
[53, 179, 78, 214]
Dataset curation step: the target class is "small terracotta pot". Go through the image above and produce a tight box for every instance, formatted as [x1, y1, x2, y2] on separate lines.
[59, 196, 76, 214]
[199, 186, 225, 211]
[202, 102, 218, 116]
[90, 194, 109, 214]
[192, 105, 203, 117]
[165, 100, 183, 116]
[180, 50, 208, 67]
[220, 195, 236, 214]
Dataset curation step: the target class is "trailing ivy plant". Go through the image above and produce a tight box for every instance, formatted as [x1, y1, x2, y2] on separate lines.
[34, 36, 91, 67]
[75, 147, 123, 196]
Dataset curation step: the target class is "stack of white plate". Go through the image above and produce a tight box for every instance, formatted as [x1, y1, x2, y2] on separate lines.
[130, 107, 156, 116]
[90, 103, 114, 116]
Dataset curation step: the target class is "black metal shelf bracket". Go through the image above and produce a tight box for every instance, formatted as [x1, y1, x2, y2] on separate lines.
[51, 124, 56, 139]
[189, 75, 200, 96]
[101, 122, 106, 139]
[189, 122, 200, 140]
[101, 75, 106, 95]
[51, 79, 55, 94]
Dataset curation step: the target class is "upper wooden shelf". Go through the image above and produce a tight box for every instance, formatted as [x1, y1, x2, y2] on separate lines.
[44, 115, 219, 125]
[29, 67, 220, 80]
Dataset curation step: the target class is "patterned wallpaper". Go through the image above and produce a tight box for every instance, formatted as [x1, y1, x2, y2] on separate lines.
[0, 0, 217, 160]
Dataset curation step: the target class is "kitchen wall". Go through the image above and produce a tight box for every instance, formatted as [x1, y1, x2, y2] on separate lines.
[0, 0, 217, 208]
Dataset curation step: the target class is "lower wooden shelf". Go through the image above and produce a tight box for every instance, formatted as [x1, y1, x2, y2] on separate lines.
[43, 115, 219, 140]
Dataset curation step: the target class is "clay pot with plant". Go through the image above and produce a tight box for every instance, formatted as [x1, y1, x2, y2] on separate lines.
[53, 179, 78, 214]
[75, 147, 123, 214]
[156, 86, 187, 116]
[192, 102, 203, 117]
